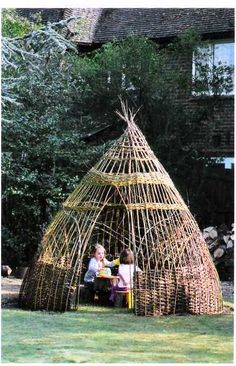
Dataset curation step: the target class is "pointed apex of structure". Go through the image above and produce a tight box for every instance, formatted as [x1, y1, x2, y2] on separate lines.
[115, 99, 141, 128]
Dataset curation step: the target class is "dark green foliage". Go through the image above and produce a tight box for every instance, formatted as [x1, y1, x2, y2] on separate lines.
[2, 12, 233, 266]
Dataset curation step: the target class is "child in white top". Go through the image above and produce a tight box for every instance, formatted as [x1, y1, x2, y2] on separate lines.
[117, 248, 141, 289]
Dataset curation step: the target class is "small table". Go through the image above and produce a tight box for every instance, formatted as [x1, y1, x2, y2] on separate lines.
[94, 275, 120, 306]
[94, 275, 119, 291]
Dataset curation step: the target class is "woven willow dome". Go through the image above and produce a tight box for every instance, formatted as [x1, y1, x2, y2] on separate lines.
[19, 103, 223, 315]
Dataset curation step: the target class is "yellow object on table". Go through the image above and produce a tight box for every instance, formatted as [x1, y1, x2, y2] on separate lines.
[113, 258, 120, 266]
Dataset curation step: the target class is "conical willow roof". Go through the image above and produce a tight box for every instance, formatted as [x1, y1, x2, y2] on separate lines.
[19, 103, 223, 315]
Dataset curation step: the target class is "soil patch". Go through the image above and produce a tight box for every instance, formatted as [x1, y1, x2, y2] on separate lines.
[1, 277, 22, 308]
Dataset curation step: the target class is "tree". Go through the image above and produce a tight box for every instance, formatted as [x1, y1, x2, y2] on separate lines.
[2, 11, 112, 266]
[2, 11, 233, 267]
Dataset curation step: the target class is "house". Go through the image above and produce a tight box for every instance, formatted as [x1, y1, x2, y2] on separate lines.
[64, 8, 234, 159]
[17, 8, 234, 159]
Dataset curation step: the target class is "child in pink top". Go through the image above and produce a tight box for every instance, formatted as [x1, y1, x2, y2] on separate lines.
[109, 248, 141, 301]
[117, 248, 141, 288]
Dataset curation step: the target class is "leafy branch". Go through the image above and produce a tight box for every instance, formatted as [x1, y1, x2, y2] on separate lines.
[2, 16, 78, 105]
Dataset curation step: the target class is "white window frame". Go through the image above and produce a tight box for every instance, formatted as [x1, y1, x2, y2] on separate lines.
[210, 157, 234, 170]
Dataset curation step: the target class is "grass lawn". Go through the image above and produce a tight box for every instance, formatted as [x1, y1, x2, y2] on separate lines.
[1, 304, 234, 363]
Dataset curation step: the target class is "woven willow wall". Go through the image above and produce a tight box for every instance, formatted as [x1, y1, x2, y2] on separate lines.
[19, 104, 223, 315]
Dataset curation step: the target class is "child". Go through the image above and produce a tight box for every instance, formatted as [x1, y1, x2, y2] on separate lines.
[109, 248, 141, 302]
[84, 243, 118, 303]
[117, 248, 141, 289]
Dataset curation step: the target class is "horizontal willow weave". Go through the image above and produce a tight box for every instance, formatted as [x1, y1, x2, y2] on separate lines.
[19, 102, 223, 315]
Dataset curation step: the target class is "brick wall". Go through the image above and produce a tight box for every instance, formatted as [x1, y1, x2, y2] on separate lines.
[188, 96, 234, 157]
[167, 49, 234, 158]
[168, 50, 234, 225]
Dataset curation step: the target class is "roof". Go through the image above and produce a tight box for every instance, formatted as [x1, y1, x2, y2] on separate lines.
[64, 8, 103, 44]
[65, 8, 234, 44]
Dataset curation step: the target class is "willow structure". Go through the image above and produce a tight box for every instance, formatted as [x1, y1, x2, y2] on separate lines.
[19, 103, 223, 315]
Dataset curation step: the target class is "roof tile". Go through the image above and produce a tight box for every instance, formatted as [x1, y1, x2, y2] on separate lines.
[66, 8, 234, 44]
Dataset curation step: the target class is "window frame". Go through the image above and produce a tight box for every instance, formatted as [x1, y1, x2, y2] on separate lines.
[192, 39, 234, 97]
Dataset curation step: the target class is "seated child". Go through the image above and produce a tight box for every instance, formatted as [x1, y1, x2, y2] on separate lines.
[109, 248, 141, 301]
[84, 243, 118, 303]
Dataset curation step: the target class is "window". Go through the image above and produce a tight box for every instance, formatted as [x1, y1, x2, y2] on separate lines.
[210, 157, 234, 170]
[192, 41, 234, 96]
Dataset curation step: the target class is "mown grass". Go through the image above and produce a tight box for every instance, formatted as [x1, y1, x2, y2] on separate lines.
[1, 305, 234, 363]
